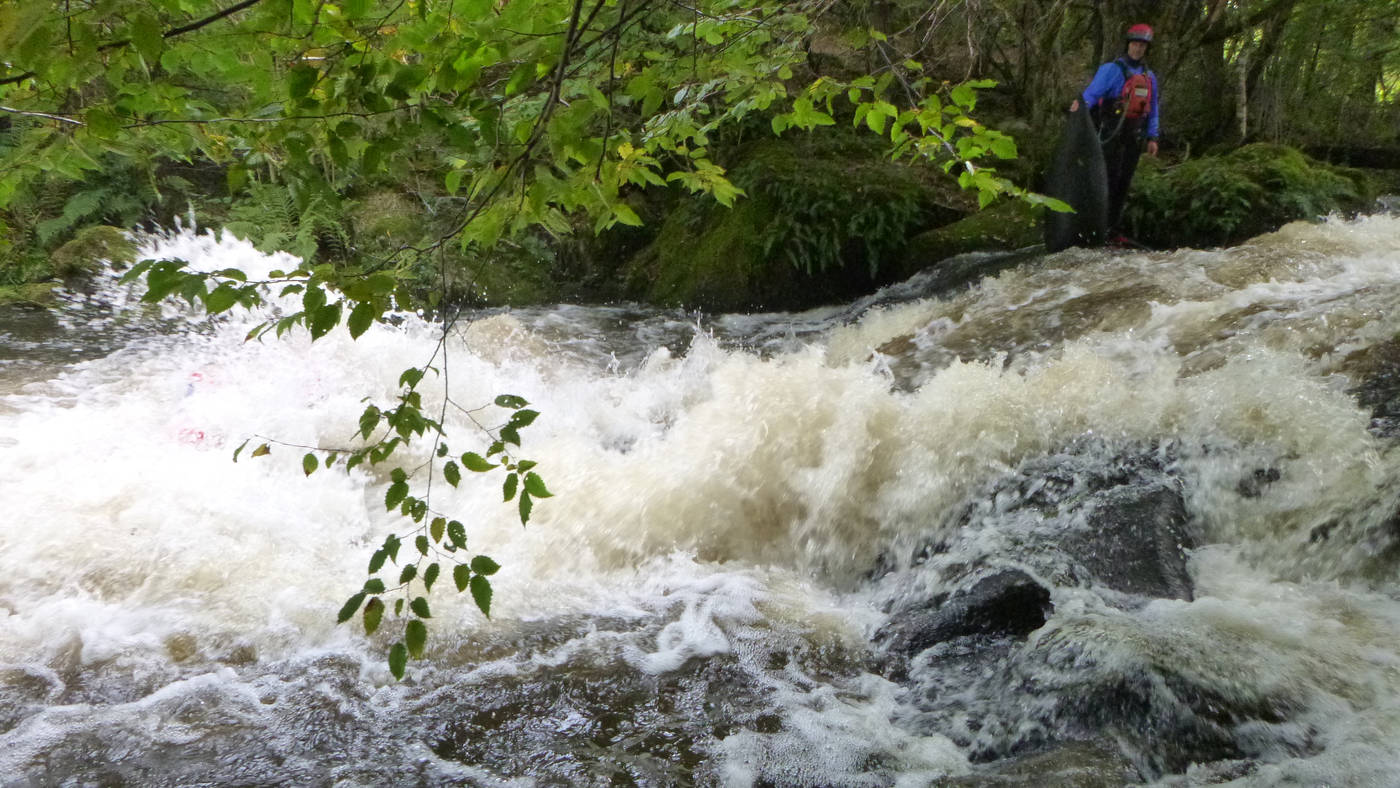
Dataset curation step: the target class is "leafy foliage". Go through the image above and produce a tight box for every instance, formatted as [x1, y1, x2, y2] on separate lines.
[1124, 144, 1370, 248]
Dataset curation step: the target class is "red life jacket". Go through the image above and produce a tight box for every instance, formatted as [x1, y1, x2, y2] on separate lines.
[1114, 59, 1154, 119]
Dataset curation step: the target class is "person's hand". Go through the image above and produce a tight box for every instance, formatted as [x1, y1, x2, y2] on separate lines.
[1146, 140, 1159, 157]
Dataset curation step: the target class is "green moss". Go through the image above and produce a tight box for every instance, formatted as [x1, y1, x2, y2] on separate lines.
[1124, 143, 1370, 248]
[350, 190, 423, 249]
[50, 225, 137, 280]
[623, 134, 964, 311]
[899, 199, 1042, 273]
[0, 282, 60, 306]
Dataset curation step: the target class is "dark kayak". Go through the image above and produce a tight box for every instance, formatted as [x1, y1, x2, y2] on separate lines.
[1042, 105, 1108, 252]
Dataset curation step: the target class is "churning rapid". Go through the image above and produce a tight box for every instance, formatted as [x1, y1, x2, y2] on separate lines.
[4, 212, 1400, 786]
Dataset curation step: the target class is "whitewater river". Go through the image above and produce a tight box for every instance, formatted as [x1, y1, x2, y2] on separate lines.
[3, 214, 1400, 786]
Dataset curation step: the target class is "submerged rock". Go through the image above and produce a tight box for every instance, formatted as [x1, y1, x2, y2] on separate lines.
[877, 569, 1052, 658]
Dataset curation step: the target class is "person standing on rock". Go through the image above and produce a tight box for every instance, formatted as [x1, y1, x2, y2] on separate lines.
[1070, 23, 1161, 241]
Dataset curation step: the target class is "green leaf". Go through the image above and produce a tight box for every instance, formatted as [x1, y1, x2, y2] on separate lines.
[494, 394, 529, 409]
[523, 472, 553, 498]
[519, 490, 533, 524]
[399, 563, 418, 585]
[337, 592, 366, 623]
[430, 517, 446, 543]
[461, 452, 497, 472]
[359, 406, 380, 439]
[405, 619, 427, 658]
[363, 597, 385, 635]
[368, 549, 388, 574]
[470, 575, 493, 618]
[443, 461, 461, 487]
[453, 563, 471, 592]
[500, 425, 521, 446]
[131, 13, 164, 64]
[502, 473, 518, 501]
[251, 444, 271, 458]
[363, 578, 386, 593]
[302, 453, 318, 476]
[470, 555, 500, 576]
[415, 534, 430, 555]
[309, 303, 342, 340]
[410, 596, 431, 618]
[347, 302, 376, 339]
[289, 65, 319, 100]
[423, 562, 440, 592]
[388, 642, 407, 679]
[385, 480, 409, 510]
[509, 409, 539, 428]
[447, 520, 467, 549]
[232, 439, 250, 463]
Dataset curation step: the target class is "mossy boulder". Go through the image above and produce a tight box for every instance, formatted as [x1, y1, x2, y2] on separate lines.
[898, 198, 1042, 275]
[50, 225, 136, 281]
[623, 135, 966, 311]
[1123, 143, 1376, 249]
[0, 282, 61, 307]
[349, 190, 422, 250]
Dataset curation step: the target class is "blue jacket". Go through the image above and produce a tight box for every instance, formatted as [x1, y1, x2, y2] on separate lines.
[1081, 57, 1160, 140]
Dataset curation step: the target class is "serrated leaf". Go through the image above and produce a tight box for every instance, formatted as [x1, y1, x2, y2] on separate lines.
[415, 534, 429, 555]
[410, 596, 431, 618]
[309, 303, 342, 340]
[363, 597, 385, 635]
[337, 592, 366, 623]
[359, 406, 380, 438]
[388, 642, 407, 679]
[523, 472, 553, 498]
[470, 555, 500, 576]
[405, 619, 427, 658]
[430, 517, 446, 543]
[461, 452, 497, 472]
[494, 394, 528, 409]
[385, 480, 409, 510]
[363, 578, 386, 593]
[470, 575, 493, 618]
[399, 564, 417, 584]
[453, 563, 471, 592]
[502, 473, 518, 501]
[347, 302, 376, 339]
[288, 65, 319, 99]
[447, 520, 467, 549]
[394, 598, 404, 615]
[509, 409, 539, 428]
[369, 549, 387, 574]
[251, 443, 271, 457]
[302, 453, 319, 476]
[519, 490, 533, 524]
[500, 425, 520, 446]
[443, 461, 461, 487]
[423, 562, 440, 591]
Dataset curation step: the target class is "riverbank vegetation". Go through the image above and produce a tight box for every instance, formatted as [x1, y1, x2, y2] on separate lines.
[3, 0, 1397, 310]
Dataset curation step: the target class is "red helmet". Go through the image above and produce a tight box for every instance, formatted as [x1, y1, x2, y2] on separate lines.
[1126, 23, 1154, 43]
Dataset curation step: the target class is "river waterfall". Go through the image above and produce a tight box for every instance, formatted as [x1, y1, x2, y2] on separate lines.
[4, 213, 1400, 786]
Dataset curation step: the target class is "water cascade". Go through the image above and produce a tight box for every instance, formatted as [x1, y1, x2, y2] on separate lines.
[3, 214, 1400, 785]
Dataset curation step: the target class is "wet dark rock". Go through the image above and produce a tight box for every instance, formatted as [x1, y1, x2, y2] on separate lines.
[877, 569, 1052, 658]
[939, 740, 1142, 786]
[1340, 336, 1400, 438]
[1235, 467, 1281, 498]
[1057, 478, 1197, 601]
